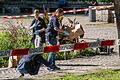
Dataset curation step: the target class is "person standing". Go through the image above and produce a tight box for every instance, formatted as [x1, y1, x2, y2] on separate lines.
[30, 9, 47, 46]
[46, 8, 64, 71]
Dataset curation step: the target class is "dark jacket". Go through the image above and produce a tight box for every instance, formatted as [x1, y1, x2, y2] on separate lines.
[17, 54, 41, 75]
[17, 54, 52, 75]
[31, 17, 47, 43]
[46, 15, 60, 37]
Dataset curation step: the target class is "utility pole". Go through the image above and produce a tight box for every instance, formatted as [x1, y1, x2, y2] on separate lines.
[114, 0, 120, 56]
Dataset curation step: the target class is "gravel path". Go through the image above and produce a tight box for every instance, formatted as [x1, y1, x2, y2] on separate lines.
[0, 15, 119, 79]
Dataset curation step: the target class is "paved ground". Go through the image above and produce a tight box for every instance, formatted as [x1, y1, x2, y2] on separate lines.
[0, 53, 120, 80]
[0, 15, 119, 79]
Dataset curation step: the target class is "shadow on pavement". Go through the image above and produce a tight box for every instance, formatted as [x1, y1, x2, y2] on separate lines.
[58, 64, 99, 66]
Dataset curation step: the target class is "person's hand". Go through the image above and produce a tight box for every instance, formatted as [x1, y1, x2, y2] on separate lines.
[72, 29, 76, 33]
[24, 26, 31, 32]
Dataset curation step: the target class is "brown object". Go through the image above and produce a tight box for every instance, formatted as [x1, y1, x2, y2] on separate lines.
[65, 23, 84, 41]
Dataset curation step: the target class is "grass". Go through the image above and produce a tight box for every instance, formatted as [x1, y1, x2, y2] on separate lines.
[54, 69, 120, 80]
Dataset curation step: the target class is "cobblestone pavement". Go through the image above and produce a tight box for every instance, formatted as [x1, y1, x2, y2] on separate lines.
[0, 15, 119, 79]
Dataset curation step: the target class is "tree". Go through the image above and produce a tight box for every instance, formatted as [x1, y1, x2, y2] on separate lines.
[114, 0, 120, 56]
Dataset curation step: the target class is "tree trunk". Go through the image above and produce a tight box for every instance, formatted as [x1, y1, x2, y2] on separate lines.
[113, 0, 120, 56]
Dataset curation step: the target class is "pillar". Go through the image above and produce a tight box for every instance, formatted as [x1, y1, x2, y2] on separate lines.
[89, 6, 96, 22]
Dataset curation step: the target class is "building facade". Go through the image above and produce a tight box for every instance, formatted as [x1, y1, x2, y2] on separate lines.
[0, 0, 88, 15]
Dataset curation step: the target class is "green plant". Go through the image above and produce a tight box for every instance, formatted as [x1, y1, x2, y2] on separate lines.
[56, 52, 65, 60]
[43, 53, 49, 60]
[0, 22, 34, 67]
[80, 48, 96, 56]
[58, 69, 120, 80]
[0, 57, 8, 67]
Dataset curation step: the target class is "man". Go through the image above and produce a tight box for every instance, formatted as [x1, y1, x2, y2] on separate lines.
[46, 8, 64, 71]
[30, 9, 47, 45]
[17, 54, 54, 77]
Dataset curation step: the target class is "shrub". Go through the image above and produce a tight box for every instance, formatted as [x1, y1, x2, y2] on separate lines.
[80, 48, 96, 56]
[0, 57, 8, 67]
[0, 22, 34, 67]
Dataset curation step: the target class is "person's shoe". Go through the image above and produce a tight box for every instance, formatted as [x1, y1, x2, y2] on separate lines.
[47, 67, 54, 71]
